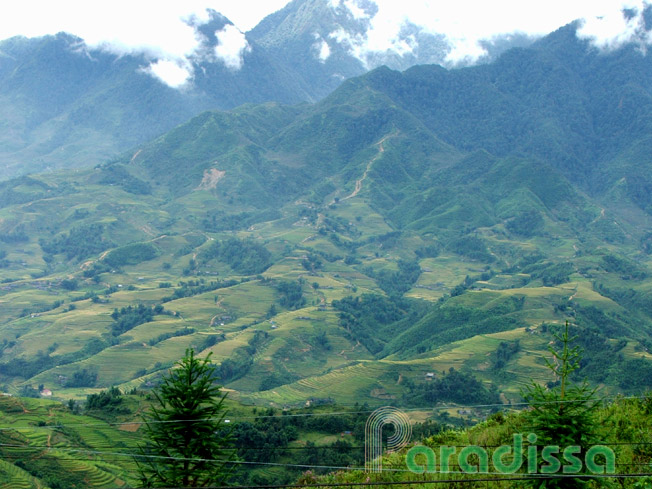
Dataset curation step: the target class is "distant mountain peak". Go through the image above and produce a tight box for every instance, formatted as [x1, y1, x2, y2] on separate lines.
[191, 9, 234, 48]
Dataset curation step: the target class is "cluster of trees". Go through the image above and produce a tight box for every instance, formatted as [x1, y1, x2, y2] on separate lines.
[301, 253, 323, 273]
[98, 164, 151, 195]
[414, 243, 440, 259]
[446, 235, 494, 262]
[81, 261, 112, 281]
[383, 302, 521, 358]
[231, 404, 375, 484]
[492, 340, 521, 369]
[194, 334, 224, 352]
[600, 253, 647, 279]
[216, 354, 253, 383]
[13, 455, 88, 489]
[39, 224, 111, 261]
[259, 371, 300, 391]
[365, 259, 422, 296]
[148, 327, 195, 346]
[0, 176, 57, 208]
[0, 337, 114, 379]
[103, 243, 158, 267]
[523, 260, 574, 286]
[274, 280, 306, 310]
[66, 368, 98, 388]
[110, 304, 165, 336]
[160, 278, 238, 302]
[18, 299, 64, 318]
[0, 228, 28, 244]
[403, 368, 501, 406]
[505, 209, 544, 237]
[332, 294, 428, 354]
[215, 331, 267, 384]
[201, 237, 271, 274]
[85, 386, 131, 415]
[333, 294, 414, 354]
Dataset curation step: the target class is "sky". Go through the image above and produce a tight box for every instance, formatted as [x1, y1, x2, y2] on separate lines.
[0, 0, 649, 87]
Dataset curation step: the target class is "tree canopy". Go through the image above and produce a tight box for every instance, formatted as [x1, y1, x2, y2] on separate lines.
[137, 349, 234, 487]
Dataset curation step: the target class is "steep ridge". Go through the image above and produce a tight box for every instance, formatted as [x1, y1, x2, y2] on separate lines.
[1, 25, 652, 405]
[0, 0, 540, 180]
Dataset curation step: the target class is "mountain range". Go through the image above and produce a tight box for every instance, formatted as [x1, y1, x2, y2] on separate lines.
[1, 13, 652, 407]
[0, 0, 534, 180]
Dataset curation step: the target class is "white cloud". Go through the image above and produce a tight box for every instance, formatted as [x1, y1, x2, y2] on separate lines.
[313, 33, 332, 62]
[0, 1, 288, 87]
[214, 24, 250, 69]
[330, 28, 366, 64]
[330, 0, 652, 66]
[577, 1, 651, 50]
[1, 0, 651, 86]
[143, 59, 193, 88]
[342, 0, 371, 20]
[319, 40, 332, 61]
[0, 1, 292, 41]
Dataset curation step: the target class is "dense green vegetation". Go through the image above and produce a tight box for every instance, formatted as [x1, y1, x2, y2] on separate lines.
[201, 238, 272, 274]
[403, 368, 501, 406]
[110, 304, 166, 336]
[39, 224, 111, 261]
[6, 8, 652, 488]
[104, 243, 159, 268]
[333, 294, 420, 354]
[274, 280, 307, 310]
[366, 259, 422, 297]
[2, 17, 652, 459]
[137, 349, 234, 487]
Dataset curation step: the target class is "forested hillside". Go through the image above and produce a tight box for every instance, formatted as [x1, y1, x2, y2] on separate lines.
[1, 22, 652, 415]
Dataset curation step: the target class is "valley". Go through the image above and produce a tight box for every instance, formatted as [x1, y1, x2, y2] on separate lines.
[2, 8, 652, 486]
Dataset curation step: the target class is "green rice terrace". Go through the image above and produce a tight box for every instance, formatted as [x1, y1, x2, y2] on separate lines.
[2, 13, 652, 487]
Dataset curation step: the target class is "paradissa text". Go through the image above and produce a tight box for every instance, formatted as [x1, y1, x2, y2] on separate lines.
[406, 434, 615, 475]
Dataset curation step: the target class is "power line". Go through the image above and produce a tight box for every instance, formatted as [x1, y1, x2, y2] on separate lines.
[4, 442, 652, 489]
[9, 437, 652, 452]
[2, 442, 652, 475]
[1, 394, 648, 432]
[129, 473, 652, 489]
[100, 474, 652, 489]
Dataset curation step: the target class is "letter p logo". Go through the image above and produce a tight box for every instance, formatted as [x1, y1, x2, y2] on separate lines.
[365, 406, 412, 472]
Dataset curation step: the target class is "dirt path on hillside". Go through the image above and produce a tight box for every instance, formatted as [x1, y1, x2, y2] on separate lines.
[80, 249, 111, 270]
[80, 233, 168, 271]
[327, 132, 396, 205]
[130, 149, 142, 164]
[589, 208, 606, 225]
[339, 340, 361, 356]
[568, 287, 579, 301]
[341, 133, 393, 202]
[588, 206, 632, 239]
[210, 298, 226, 326]
[138, 225, 156, 237]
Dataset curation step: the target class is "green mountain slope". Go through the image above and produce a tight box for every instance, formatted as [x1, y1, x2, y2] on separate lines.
[0, 0, 540, 180]
[1, 24, 652, 407]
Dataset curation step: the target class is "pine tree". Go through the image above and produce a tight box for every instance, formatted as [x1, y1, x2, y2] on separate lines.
[521, 321, 602, 488]
[136, 348, 234, 487]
